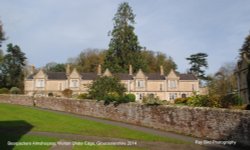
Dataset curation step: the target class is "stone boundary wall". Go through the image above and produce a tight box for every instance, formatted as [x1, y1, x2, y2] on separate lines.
[0, 94, 249, 146]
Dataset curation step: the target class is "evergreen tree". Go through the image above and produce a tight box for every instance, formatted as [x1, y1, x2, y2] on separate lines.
[239, 34, 250, 56]
[0, 21, 5, 47]
[186, 53, 208, 80]
[104, 2, 145, 73]
[0, 43, 27, 90]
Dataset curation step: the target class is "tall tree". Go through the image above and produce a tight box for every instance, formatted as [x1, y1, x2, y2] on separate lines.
[0, 43, 27, 90]
[141, 50, 177, 74]
[45, 62, 66, 72]
[186, 53, 208, 79]
[104, 2, 145, 73]
[239, 34, 250, 56]
[0, 21, 5, 47]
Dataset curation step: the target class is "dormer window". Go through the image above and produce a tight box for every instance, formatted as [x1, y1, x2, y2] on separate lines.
[70, 79, 79, 88]
[136, 80, 145, 88]
[36, 79, 45, 88]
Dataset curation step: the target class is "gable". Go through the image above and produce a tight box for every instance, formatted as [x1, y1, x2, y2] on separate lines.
[33, 70, 47, 79]
[134, 69, 147, 79]
[69, 68, 80, 78]
[103, 68, 112, 77]
[167, 69, 179, 79]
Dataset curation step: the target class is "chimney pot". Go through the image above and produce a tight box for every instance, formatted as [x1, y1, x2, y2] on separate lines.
[129, 64, 133, 75]
[97, 64, 102, 75]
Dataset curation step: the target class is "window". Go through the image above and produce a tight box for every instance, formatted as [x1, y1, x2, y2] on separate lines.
[168, 80, 177, 88]
[36, 79, 45, 88]
[181, 93, 187, 98]
[136, 80, 145, 88]
[70, 79, 79, 88]
[169, 93, 177, 100]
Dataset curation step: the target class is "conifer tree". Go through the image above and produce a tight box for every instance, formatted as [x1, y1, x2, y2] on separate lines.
[104, 2, 145, 73]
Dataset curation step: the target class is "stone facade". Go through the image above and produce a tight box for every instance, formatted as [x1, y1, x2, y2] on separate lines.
[0, 94, 249, 146]
[236, 52, 250, 104]
[25, 65, 202, 102]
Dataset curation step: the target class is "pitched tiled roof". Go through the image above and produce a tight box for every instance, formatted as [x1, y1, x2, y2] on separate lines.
[81, 73, 99, 80]
[115, 73, 134, 80]
[146, 73, 165, 80]
[47, 72, 67, 80]
[179, 74, 197, 80]
[26, 70, 197, 81]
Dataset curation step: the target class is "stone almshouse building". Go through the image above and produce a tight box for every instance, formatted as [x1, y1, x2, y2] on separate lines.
[25, 65, 201, 101]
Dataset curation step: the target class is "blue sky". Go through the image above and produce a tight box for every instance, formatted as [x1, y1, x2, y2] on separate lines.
[0, 0, 250, 74]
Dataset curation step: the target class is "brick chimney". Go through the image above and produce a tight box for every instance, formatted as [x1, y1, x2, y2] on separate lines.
[129, 64, 133, 75]
[160, 65, 164, 75]
[97, 64, 102, 75]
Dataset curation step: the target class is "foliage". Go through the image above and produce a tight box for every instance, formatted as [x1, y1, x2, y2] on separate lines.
[0, 20, 5, 47]
[0, 88, 9, 94]
[77, 93, 90, 99]
[10, 87, 21, 94]
[45, 62, 66, 72]
[88, 76, 126, 101]
[239, 34, 250, 55]
[123, 93, 136, 102]
[48, 92, 53, 97]
[142, 95, 163, 105]
[141, 50, 177, 74]
[0, 43, 27, 90]
[187, 95, 219, 107]
[174, 97, 188, 104]
[186, 53, 208, 80]
[68, 49, 106, 73]
[62, 89, 73, 98]
[220, 94, 243, 108]
[104, 2, 146, 73]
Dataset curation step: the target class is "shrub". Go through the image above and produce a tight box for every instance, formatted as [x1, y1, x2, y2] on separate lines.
[122, 93, 136, 103]
[10, 87, 21, 94]
[88, 76, 126, 101]
[77, 93, 89, 99]
[174, 97, 188, 104]
[0, 88, 9, 94]
[62, 89, 73, 98]
[187, 95, 219, 107]
[48, 92, 53, 97]
[220, 94, 243, 108]
[142, 95, 162, 105]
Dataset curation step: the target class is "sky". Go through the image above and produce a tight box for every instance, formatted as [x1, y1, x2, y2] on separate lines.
[0, 0, 250, 74]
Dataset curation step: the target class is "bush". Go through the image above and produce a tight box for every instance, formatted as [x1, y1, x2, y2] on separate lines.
[88, 76, 126, 101]
[187, 95, 219, 107]
[174, 97, 188, 104]
[142, 95, 162, 105]
[10, 87, 21, 94]
[122, 94, 136, 103]
[48, 92, 53, 97]
[0, 88, 9, 94]
[77, 93, 89, 99]
[103, 92, 121, 105]
[62, 89, 73, 98]
[220, 94, 243, 108]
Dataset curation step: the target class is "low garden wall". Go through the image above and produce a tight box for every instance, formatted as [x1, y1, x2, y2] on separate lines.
[0, 94, 249, 146]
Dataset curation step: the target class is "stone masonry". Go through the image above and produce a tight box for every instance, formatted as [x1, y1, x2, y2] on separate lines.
[0, 94, 249, 146]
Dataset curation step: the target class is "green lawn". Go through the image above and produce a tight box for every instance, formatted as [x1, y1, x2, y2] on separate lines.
[0, 103, 187, 149]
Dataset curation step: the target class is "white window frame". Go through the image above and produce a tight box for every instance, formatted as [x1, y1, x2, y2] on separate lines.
[136, 80, 145, 88]
[168, 80, 177, 89]
[70, 79, 79, 88]
[36, 79, 45, 88]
